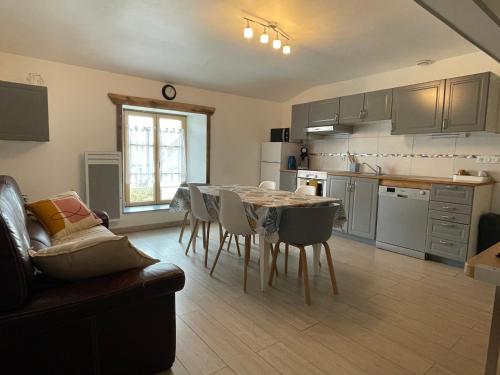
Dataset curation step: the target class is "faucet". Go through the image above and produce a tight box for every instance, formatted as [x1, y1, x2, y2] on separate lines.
[362, 162, 382, 175]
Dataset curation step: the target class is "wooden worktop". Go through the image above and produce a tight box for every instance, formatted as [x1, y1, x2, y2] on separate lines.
[464, 242, 500, 278]
[324, 170, 495, 187]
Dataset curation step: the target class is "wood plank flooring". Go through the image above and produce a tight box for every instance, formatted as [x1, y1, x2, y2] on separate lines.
[128, 227, 496, 375]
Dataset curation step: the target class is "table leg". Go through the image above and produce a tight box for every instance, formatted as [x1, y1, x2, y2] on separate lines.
[190, 212, 197, 251]
[259, 234, 270, 291]
[312, 244, 321, 275]
[485, 285, 500, 375]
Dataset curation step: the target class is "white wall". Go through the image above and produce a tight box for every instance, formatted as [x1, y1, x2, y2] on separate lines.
[279, 51, 500, 213]
[0, 52, 282, 229]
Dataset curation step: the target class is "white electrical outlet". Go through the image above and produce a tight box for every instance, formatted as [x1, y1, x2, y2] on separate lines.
[476, 155, 500, 164]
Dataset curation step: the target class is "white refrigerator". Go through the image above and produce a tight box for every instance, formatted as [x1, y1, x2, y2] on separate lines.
[260, 142, 300, 189]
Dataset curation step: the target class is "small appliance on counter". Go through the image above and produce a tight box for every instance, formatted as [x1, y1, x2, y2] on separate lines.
[298, 145, 309, 169]
[270, 128, 290, 142]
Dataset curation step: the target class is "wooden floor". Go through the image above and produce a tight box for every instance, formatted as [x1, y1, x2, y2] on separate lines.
[127, 227, 497, 375]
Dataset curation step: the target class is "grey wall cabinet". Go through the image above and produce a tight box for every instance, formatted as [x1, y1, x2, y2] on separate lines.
[348, 178, 379, 240]
[363, 89, 392, 122]
[327, 175, 378, 239]
[392, 80, 445, 135]
[443, 73, 490, 133]
[339, 94, 365, 124]
[309, 98, 340, 126]
[280, 171, 297, 192]
[290, 103, 309, 141]
[327, 175, 350, 232]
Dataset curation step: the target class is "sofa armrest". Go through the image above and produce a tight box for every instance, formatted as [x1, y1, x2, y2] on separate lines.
[0, 262, 185, 336]
[93, 209, 109, 228]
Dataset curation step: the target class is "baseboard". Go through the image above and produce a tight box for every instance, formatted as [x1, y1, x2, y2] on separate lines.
[111, 220, 185, 234]
[375, 241, 426, 259]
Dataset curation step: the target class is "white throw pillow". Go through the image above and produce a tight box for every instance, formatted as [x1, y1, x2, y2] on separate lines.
[29, 235, 159, 280]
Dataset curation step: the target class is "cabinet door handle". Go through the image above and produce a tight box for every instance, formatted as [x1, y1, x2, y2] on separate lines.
[442, 119, 448, 129]
[441, 215, 455, 220]
[439, 240, 452, 246]
[442, 206, 456, 211]
[440, 222, 454, 227]
[334, 113, 339, 122]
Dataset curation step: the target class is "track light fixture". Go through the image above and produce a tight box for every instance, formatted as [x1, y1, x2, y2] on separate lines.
[242, 17, 292, 55]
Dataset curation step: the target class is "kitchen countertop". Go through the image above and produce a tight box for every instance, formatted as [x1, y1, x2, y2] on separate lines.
[325, 170, 495, 186]
[280, 169, 494, 186]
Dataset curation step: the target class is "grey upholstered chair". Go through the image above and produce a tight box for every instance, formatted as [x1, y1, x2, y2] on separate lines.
[268, 205, 339, 304]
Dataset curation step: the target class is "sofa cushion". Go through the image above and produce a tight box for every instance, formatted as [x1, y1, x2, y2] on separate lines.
[26, 191, 102, 239]
[29, 233, 159, 281]
[0, 176, 34, 311]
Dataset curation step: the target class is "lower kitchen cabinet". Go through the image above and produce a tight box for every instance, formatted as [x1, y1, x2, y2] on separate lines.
[279, 171, 297, 192]
[327, 175, 378, 240]
[348, 177, 379, 239]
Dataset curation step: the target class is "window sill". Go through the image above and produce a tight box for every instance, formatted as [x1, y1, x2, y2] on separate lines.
[123, 204, 170, 214]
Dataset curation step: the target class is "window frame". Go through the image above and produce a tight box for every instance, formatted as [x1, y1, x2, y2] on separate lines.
[123, 109, 187, 207]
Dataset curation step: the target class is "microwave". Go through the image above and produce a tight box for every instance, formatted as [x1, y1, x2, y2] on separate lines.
[270, 128, 290, 142]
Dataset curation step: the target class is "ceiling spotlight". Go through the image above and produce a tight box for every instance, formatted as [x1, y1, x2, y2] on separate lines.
[282, 44, 291, 55]
[243, 20, 253, 39]
[272, 31, 281, 49]
[260, 27, 269, 44]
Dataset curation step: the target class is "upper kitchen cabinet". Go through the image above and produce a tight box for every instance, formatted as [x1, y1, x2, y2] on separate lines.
[443, 72, 496, 133]
[363, 89, 392, 122]
[391, 80, 445, 135]
[308, 98, 340, 126]
[290, 103, 309, 141]
[339, 94, 365, 124]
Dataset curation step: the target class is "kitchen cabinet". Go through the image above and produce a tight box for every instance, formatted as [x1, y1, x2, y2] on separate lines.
[363, 89, 392, 122]
[280, 171, 297, 192]
[327, 175, 378, 240]
[443, 73, 490, 133]
[327, 175, 350, 232]
[391, 80, 445, 135]
[339, 94, 365, 124]
[308, 98, 339, 127]
[290, 103, 309, 141]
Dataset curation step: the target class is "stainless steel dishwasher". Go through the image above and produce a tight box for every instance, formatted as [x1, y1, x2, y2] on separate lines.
[376, 186, 430, 259]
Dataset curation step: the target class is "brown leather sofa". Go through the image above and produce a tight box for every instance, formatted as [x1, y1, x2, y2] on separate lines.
[0, 175, 185, 374]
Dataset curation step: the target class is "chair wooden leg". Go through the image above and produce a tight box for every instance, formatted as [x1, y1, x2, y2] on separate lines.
[285, 244, 289, 275]
[244, 235, 251, 291]
[204, 222, 211, 268]
[299, 246, 311, 305]
[178, 211, 189, 242]
[227, 234, 233, 252]
[218, 222, 223, 244]
[210, 231, 229, 276]
[323, 242, 338, 295]
[253, 234, 256, 244]
[234, 235, 241, 256]
[185, 219, 199, 255]
[268, 241, 281, 286]
[270, 243, 278, 276]
[298, 251, 303, 278]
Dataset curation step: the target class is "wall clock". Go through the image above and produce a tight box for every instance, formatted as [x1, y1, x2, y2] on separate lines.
[161, 84, 177, 100]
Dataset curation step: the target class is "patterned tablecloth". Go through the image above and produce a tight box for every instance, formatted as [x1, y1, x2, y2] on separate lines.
[170, 185, 347, 241]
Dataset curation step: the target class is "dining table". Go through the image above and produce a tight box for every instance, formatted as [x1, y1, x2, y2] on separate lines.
[170, 185, 347, 291]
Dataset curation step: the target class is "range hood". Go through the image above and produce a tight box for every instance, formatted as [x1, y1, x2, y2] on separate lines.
[304, 124, 353, 135]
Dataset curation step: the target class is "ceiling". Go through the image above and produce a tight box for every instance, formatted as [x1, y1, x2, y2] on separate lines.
[0, 0, 478, 101]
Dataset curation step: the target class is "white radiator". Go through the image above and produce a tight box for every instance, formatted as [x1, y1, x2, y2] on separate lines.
[84, 152, 122, 221]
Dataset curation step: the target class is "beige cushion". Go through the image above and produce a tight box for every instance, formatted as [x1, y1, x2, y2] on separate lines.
[29, 234, 159, 280]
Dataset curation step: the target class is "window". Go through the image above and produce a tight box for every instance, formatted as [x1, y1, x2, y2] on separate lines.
[123, 110, 186, 206]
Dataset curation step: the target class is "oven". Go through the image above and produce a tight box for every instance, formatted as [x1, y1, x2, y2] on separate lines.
[296, 170, 328, 196]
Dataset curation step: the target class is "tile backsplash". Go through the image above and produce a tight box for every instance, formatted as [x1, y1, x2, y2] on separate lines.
[307, 121, 500, 213]
[308, 121, 500, 178]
